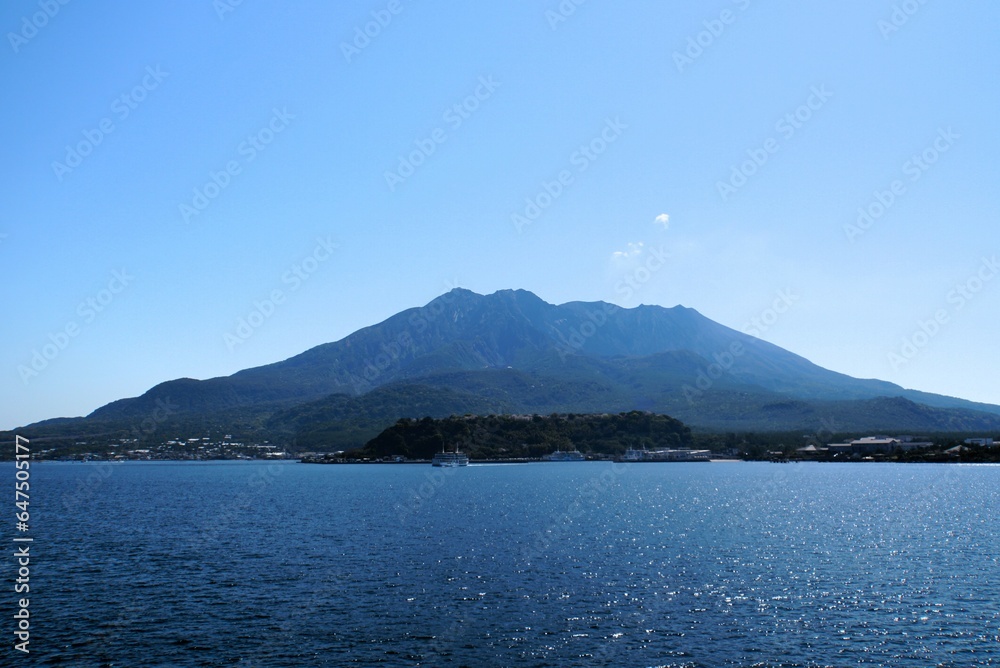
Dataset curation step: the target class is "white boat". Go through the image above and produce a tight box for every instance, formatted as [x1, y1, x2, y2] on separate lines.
[622, 447, 646, 462]
[431, 446, 469, 467]
[619, 447, 710, 462]
[544, 449, 585, 461]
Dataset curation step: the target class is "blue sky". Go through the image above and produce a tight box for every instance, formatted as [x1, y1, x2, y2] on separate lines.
[2, 1, 998, 429]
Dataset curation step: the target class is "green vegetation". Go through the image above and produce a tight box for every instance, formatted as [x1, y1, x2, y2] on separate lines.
[358, 411, 692, 460]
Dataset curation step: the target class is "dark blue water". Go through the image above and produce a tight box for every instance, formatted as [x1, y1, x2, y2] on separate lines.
[6, 461, 998, 666]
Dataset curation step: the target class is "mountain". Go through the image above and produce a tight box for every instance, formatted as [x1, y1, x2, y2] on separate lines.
[18, 288, 1000, 448]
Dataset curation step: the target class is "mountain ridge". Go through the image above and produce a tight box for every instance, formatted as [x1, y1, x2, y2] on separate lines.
[16, 288, 1000, 444]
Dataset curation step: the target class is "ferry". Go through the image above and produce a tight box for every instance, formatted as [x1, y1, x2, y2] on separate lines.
[544, 449, 586, 461]
[618, 447, 711, 462]
[431, 446, 469, 467]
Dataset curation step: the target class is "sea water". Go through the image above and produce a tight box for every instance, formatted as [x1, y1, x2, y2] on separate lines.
[10, 460, 998, 666]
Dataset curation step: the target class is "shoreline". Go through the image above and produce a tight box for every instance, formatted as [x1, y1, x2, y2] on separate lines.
[11, 456, 999, 465]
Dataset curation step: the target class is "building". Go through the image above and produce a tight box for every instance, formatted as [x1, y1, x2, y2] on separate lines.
[850, 437, 900, 454]
[964, 437, 994, 447]
[824, 436, 932, 455]
[896, 440, 933, 452]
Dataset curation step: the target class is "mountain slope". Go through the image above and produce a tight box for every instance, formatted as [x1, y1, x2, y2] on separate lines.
[37, 288, 999, 436]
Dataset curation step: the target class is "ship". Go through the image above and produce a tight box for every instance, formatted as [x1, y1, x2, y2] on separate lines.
[618, 446, 711, 462]
[543, 448, 586, 461]
[431, 445, 469, 467]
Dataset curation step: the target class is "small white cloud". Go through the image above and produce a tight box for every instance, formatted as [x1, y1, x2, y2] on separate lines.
[654, 213, 670, 229]
[611, 241, 644, 261]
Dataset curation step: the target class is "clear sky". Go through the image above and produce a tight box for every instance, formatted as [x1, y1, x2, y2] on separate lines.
[2, 1, 998, 429]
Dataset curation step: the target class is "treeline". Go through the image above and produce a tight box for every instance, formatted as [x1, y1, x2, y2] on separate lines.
[360, 411, 692, 459]
[689, 431, 1000, 461]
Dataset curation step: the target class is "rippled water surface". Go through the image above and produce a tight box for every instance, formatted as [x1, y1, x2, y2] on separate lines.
[12, 461, 1000, 666]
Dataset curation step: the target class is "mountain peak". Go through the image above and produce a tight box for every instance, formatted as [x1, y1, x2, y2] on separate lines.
[444, 287, 478, 297]
[80, 287, 1000, 432]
